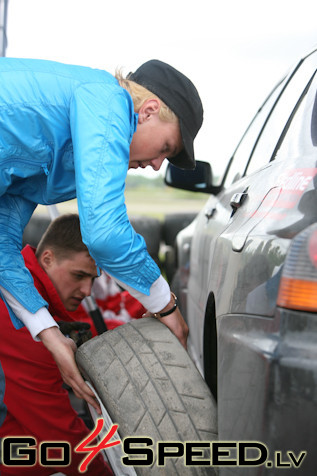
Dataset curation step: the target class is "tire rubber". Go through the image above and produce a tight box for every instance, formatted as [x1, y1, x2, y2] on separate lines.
[76, 317, 218, 475]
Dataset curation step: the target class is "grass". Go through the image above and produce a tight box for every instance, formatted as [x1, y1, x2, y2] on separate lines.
[125, 186, 207, 220]
[35, 186, 208, 221]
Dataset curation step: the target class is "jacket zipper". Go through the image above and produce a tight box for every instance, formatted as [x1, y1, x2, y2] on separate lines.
[41, 164, 49, 175]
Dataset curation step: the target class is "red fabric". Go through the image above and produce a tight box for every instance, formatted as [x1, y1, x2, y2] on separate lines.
[96, 291, 146, 319]
[71, 286, 146, 334]
[0, 245, 112, 475]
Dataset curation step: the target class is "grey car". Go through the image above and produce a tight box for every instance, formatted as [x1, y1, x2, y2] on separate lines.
[165, 46, 317, 474]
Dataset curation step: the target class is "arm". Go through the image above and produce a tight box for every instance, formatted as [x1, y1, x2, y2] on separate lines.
[0, 193, 100, 411]
[0, 285, 101, 412]
[70, 83, 188, 346]
[38, 327, 100, 412]
[0, 195, 48, 321]
[70, 83, 161, 295]
[152, 306, 189, 349]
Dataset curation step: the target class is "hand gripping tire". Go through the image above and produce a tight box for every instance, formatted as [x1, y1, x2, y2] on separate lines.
[76, 317, 218, 475]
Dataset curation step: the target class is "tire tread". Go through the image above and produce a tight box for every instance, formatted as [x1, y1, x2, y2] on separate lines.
[76, 318, 217, 475]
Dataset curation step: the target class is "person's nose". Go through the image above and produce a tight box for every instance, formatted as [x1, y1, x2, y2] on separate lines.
[80, 279, 93, 297]
[149, 156, 166, 171]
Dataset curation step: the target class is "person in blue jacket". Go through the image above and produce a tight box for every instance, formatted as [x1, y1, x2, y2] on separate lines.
[0, 58, 203, 416]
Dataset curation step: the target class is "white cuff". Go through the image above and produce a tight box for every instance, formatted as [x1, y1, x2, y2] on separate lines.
[0, 285, 58, 341]
[21, 307, 58, 341]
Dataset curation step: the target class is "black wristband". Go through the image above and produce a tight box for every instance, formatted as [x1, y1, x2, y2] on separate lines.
[153, 293, 178, 318]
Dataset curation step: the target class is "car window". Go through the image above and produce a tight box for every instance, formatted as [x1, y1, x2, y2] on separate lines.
[245, 52, 317, 176]
[223, 79, 285, 188]
[273, 73, 317, 161]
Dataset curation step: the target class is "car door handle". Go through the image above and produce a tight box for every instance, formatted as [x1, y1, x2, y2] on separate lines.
[205, 207, 216, 221]
[230, 191, 248, 210]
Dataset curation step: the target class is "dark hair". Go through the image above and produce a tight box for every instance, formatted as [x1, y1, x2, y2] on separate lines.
[35, 214, 88, 260]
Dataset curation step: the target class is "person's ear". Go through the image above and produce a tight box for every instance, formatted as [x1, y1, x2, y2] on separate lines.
[38, 249, 55, 272]
[137, 98, 161, 124]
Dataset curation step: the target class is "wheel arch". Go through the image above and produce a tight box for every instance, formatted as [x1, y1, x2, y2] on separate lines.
[203, 292, 218, 402]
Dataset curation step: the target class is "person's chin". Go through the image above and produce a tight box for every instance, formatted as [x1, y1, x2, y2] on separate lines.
[66, 298, 82, 311]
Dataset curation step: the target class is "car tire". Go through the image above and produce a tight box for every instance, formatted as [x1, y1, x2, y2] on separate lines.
[162, 213, 197, 282]
[76, 317, 218, 475]
[130, 215, 162, 267]
[22, 215, 51, 247]
[162, 213, 197, 247]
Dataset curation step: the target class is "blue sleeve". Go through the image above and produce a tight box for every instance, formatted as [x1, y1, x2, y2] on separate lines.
[0, 195, 48, 325]
[70, 82, 160, 295]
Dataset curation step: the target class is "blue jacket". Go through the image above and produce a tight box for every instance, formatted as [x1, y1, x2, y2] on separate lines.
[0, 58, 160, 328]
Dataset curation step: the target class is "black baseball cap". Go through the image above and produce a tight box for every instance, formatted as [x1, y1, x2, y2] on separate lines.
[127, 59, 203, 170]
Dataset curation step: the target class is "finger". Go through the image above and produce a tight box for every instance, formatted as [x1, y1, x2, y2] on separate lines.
[67, 337, 77, 352]
[180, 335, 188, 350]
[71, 378, 101, 414]
[60, 347, 101, 413]
[142, 311, 151, 318]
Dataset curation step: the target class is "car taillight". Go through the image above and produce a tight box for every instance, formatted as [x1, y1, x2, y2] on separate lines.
[277, 224, 317, 312]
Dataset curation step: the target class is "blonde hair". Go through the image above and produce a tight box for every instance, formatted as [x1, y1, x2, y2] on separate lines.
[116, 69, 178, 124]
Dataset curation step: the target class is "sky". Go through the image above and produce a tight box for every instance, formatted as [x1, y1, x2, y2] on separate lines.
[5, 0, 317, 178]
